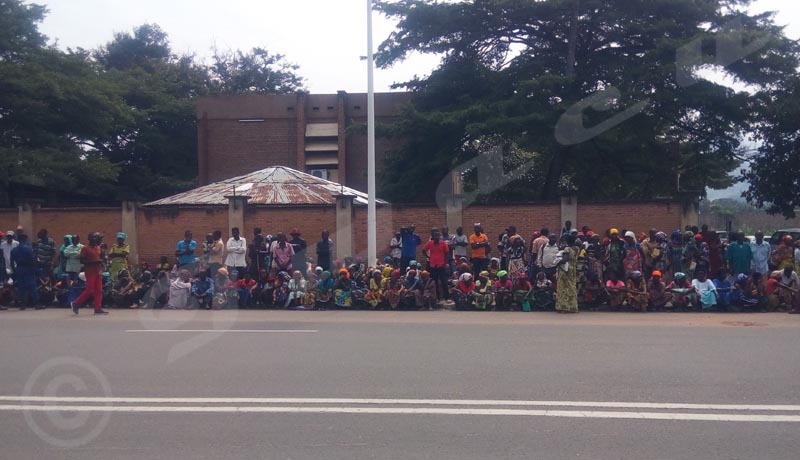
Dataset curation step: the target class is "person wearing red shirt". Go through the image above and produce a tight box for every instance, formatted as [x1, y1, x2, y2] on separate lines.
[71, 232, 108, 315]
[423, 228, 451, 303]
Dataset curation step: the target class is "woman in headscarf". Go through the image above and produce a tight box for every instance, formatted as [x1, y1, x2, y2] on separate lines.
[626, 270, 648, 312]
[272, 271, 291, 308]
[332, 268, 352, 307]
[474, 271, 494, 310]
[401, 269, 419, 308]
[493, 270, 513, 310]
[317, 270, 334, 308]
[55, 235, 72, 278]
[507, 235, 526, 285]
[555, 234, 580, 313]
[770, 235, 795, 271]
[108, 232, 130, 281]
[414, 270, 436, 310]
[384, 269, 403, 310]
[364, 270, 384, 309]
[623, 231, 643, 280]
[453, 272, 476, 310]
[668, 230, 685, 281]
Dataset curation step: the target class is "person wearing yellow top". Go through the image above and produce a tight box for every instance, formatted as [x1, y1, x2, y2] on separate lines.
[108, 232, 130, 281]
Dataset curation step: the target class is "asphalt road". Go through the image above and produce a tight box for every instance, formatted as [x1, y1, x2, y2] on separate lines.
[1, 309, 799, 460]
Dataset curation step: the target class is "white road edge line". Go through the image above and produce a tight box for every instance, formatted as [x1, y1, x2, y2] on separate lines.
[2, 405, 799, 422]
[124, 330, 319, 333]
[1, 397, 798, 411]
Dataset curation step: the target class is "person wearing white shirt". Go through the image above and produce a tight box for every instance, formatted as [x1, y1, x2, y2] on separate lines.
[692, 270, 718, 310]
[749, 230, 771, 275]
[224, 227, 247, 274]
[1, 231, 19, 275]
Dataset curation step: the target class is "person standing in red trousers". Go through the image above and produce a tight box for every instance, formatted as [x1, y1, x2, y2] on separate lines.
[71, 232, 108, 315]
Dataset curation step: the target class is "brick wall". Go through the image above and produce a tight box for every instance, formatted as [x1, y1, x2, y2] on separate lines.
[32, 208, 121, 245]
[244, 206, 337, 250]
[206, 119, 297, 183]
[137, 207, 229, 266]
[0, 209, 18, 231]
[0, 201, 684, 267]
[577, 202, 683, 236]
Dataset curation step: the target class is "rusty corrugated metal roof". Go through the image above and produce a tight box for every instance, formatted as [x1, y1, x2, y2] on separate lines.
[145, 166, 387, 207]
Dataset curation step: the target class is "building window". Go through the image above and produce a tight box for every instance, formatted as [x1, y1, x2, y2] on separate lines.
[312, 107, 320, 111]
[237, 119, 265, 123]
[353, 105, 361, 110]
[287, 106, 295, 111]
[327, 106, 334, 110]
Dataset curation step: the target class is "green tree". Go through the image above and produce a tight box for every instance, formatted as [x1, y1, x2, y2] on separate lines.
[742, 76, 800, 218]
[209, 47, 305, 95]
[374, 0, 799, 204]
[91, 23, 210, 201]
[0, 1, 125, 206]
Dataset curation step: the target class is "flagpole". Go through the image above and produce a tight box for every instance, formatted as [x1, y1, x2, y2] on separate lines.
[366, 0, 377, 266]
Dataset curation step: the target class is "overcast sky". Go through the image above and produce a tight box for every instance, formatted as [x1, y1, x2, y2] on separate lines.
[31, 0, 800, 94]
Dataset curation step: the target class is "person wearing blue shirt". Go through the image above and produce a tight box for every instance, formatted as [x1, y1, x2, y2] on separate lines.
[175, 230, 198, 274]
[191, 269, 214, 309]
[400, 224, 421, 270]
[11, 233, 39, 310]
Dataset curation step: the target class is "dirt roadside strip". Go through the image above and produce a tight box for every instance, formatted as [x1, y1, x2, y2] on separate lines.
[2, 309, 799, 328]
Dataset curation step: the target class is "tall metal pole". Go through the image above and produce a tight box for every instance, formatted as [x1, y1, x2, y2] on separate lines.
[366, 0, 377, 265]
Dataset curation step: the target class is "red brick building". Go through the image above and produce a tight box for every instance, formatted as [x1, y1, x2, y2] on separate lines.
[196, 91, 411, 193]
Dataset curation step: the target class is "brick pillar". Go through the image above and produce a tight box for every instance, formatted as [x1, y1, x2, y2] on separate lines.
[445, 194, 464, 233]
[295, 92, 307, 171]
[337, 90, 348, 185]
[681, 202, 699, 230]
[17, 202, 35, 236]
[121, 201, 139, 265]
[560, 195, 578, 230]
[334, 194, 355, 260]
[225, 196, 250, 236]
[198, 112, 210, 185]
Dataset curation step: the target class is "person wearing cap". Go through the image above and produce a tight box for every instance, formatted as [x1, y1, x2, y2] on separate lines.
[11, 233, 39, 310]
[71, 232, 108, 315]
[469, 224, 490, 276]
[108, 232, 130, 281]
[1, 231, 19, 279]
[725, 232, 752, 276]
[604, 228, 625, 281]
[288, 228, 307, 276]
